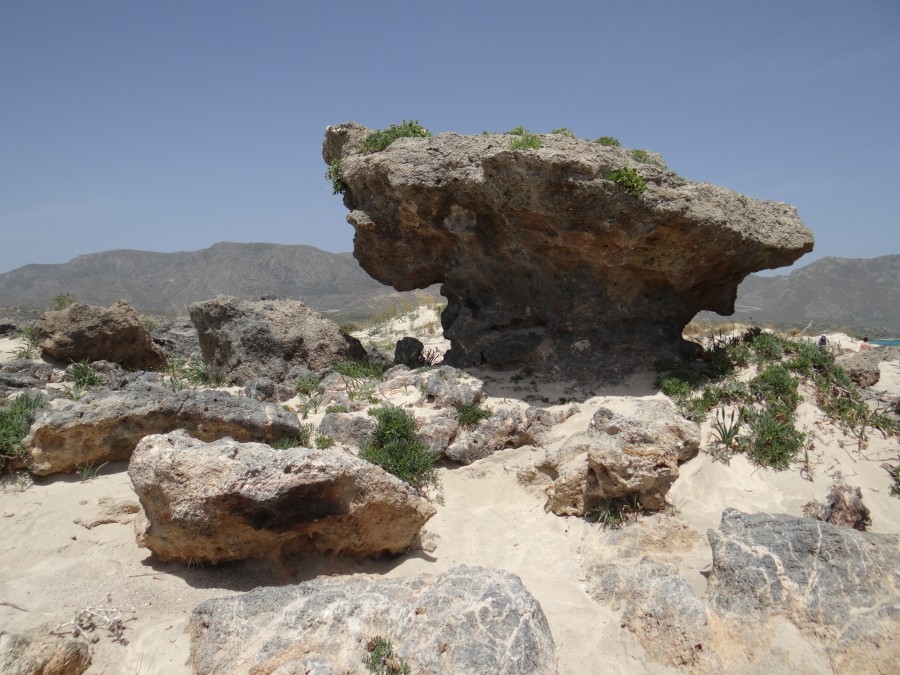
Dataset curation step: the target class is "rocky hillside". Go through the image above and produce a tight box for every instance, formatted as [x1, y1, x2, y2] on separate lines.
[706, 255, 900, 334]
[0, 242, 438, 322]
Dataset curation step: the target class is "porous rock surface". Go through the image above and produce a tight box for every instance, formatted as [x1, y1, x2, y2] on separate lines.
[324, 122, 814, 377]
[188, 295, 366, 385]
[540, 398, 700, 515]
[706, 509, 900, 672]
[188, 565, 556, 674]
[836, 345, 900, 388]
[130, 430, 435, 563]
[0, 629, 91, 675]
[25, 382, 304, 475]
[34, 299, 166, 369]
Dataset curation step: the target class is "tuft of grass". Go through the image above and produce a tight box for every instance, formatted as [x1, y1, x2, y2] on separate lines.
[362, 120, 431, 152]
[296, 372, 323, 396]
[0, 395, 44, 470]
[325, 404, 348, 414]
[67, 360, 106, 388]
[15, 324, 40, 359]
[360, 407, 439, 492]
[77, 460, 108, 482]
[315, 435, 335, 449]
[604, 167, 646, 197]
[271, 425, 313, 449]
[325, 157, 346, 195]
[594, 136, 621, 147]
[166, 358, 223, 388]
[363, 636, 411, 675]
[631, 149, 660, 165]
[51, 292, 77, 311]
[332, 360, 388, 380]
[508, 131, 543, 151]
[586, 496, 642, 529]
[143, 317, 159, 332]
[455, 402, 491, 428]
[551, 127, 575, 138]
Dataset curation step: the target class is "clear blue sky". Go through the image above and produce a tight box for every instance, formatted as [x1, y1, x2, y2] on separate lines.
[1, 1, 898, 275]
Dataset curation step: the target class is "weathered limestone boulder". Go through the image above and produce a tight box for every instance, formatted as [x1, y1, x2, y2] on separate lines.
[188, 295, 366, 385]
[416, 365, 485, 407]
[418, 413, 460, 457]
[587, 558, 719, 672]
[706, 509, 900, 672]
[316, 411, 377, 446]
[34, 300, 166, 369]
[445, 405, 538, 464]
[130, 430, 436, 563]
[149, 318, 201, 361]
[541, 399, 700, 515]
[26, 382, 305, 475]
[325, 122, 814, 377]
[188, 565, 556, 673]
[0, 629, 90, 675]
[836, 345, 900, 387]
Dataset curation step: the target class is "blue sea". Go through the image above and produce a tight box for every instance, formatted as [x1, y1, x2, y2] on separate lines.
[870, 339, 900, 347]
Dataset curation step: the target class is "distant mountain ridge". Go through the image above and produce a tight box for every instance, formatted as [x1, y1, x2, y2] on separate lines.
[0, 242, 437, 322]
[703, 254, 900, 334]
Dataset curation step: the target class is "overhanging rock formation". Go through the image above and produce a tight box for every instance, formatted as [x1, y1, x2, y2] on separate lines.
[324, 122, 814, 378]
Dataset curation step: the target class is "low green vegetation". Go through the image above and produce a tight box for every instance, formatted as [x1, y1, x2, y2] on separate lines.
[362, 120, 431, 152]
[595, 136, 621, 147]
[166, 358, 223, 388]
[51, 292, 77, 311]
[315, 435, 335, 449]
[0, 394, 44, 471]
[15, 324, 39, 359]
[657, 328, 898, 473]
[331, 360, 388, 380]
[631, 149, 660, 165]
[551, 127, 575, 137]
[325, 404, 348, 414]
[326, 158, 346, 195]
[271, 424, 313, 449]
[363, 636, 411, 675]
[67, 360, 106, 388]
[604, 167, 646, 197]
[455, 402, 491, 427]
[508, 126, 543, 151]
[360, 406, 439, 493]
[296, 372, 322, 396]
[586, 496, 642, 529]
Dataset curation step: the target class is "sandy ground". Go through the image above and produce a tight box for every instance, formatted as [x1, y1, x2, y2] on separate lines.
[0, 325, 898, 674]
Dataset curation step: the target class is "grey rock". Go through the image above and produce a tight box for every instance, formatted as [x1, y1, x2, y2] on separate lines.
[445, 406, 537, 464]
[130, 430, 435, 563]
[150, 318, 201, 361]
[417, 366, 485, 407]
[0, 359, 57, 383]
[706, 509, 900, 671]
[33, 299, 166, 369]
[325, 122, 813, 379]
[811, 479, 872, 531]
[587, 557, 719, 671]
[0, 629, 91, 675]
[316, 411, 377, 446]
[189, 295, 366, 385]
[542, 399, 700, 515]
[418, 413, 460, 457]
[394, 336, 426, 367]
[188, 565, 556, 674]
[25, 383, 305, 475]
[837, 345, 900, 387]
[0, 372, 42, 389]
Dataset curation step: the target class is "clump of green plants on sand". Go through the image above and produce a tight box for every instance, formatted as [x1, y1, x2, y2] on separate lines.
[67, 360, 106, 389]
[362, 120, 431, 152]
[15, 324, 40, 359]
[657, 328, 898, 473]
[165, 357, 224, 389]
[586, 495, 642, 529]
[363, 636, 411, 675]
[0, 394, 44, 471]
[271, 424, 314, 449]
[594, 136, 621, 147]
[455, 402, 491, 427]
[360, 406, 439, 494]
[507, 126, 543, 151]
[604, 167, 646, 197]
[331, 359, 389, 380]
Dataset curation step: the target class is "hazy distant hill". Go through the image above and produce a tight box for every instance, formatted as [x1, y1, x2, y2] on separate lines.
[0, 242, 438, 323]
[702, 255, 900, 334]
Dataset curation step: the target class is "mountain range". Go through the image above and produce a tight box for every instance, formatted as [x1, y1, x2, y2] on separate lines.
[1, 244, 897, 334]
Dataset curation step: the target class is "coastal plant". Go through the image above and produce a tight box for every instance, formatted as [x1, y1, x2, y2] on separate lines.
[586, 495, 642, 529]
[362, 120, 431, 152]
[76, 460, 108, 482]
[315, 435, 335, 449]
[455, 402, 492, 428]
[296, 372, 322, 396]
[325, 404, 348, 414]
[67, 360, 106, 388]
[271, 425, 313, 449]
[51, 292, 77, 311]
[508, 131, 543, 151]
[363, 636, 411, 675]
[631, 149, 660, 166]
[887, 459, 900, 498]
[166, 358, 223, 388]
[332, 360, 388, 380]
[360, 406, 439, 493]
[594, 136, 621, 147]
[15, 324, 39, 359]
[742, 407, 805, 469]
[552, 127, 576, 137]
[326, 158, 346, 195]
[604, 167, 646, 197]
[711, 406, 743, 449]
[0, 394, 44, 471]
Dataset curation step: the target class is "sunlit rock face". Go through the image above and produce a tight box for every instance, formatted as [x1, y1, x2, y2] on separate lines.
[324, 122, 814, 379]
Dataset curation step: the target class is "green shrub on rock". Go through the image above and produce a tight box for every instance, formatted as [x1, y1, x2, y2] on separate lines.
[362, 120, 431, 152]
[361, 407, 438, 492]
[604, 167, 646, 197]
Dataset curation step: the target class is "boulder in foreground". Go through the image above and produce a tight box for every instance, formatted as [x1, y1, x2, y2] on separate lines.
[325, 122, 814, 378]
[188, 565, 556, 674]
[129, 430, 436, 563]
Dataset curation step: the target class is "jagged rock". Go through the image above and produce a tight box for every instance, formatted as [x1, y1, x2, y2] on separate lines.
[587, 557, 719, 672]
[541, 399, 700, 515]
[394, 335, 426, 367]
[150, 318, 201, 361]
[836, 345, 900, 387]
[445, 405, 537, 464]
[316, 411, 377, 446]
[188, 565, 556, 673]
[25, 382, 304, 475]
[33, 300, 166, 369]
[417, 366, 485, 407]
[0, 359, 57, 383]
[0, 629, 91, 675]
[130, 430, 435, 563]
[808, 479, 871, 530]
[706, 509, 900, 672]
[324, 122, 813, 378]
[418, 413, 460, 457]
[188, 295, 366, 385]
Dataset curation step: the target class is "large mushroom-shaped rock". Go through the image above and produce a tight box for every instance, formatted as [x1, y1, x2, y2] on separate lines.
[541, 398, 700, 515]
[129, 430, 436, 563]
[34, 299, 166, 369]
[25, 382, 305, 475]
[188, 295, 366, 385]
[324, 122, 814, 378]
[188, 565, 556, 674]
